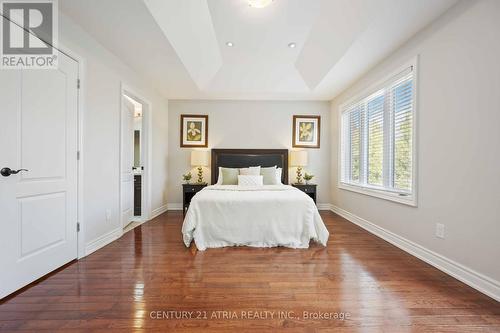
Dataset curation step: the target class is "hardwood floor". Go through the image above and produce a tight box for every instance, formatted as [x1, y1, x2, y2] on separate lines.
[1, 211, 499, 332]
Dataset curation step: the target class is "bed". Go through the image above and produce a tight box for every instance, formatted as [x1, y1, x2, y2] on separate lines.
[182, 149, 329, 251]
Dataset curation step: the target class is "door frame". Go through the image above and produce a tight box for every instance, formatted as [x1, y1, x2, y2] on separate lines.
[119, 83, 152, 231]
[57, 44, 86, 259]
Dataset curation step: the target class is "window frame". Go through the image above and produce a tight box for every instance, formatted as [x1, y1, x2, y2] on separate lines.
[338, 57, 418, 207]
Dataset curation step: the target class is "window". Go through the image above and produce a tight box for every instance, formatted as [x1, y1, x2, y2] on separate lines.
[340, 64, 416, 205]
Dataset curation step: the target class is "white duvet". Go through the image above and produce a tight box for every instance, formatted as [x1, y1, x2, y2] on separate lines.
[182, 185, 329, 251]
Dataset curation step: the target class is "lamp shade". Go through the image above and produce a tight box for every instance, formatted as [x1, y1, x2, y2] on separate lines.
[290, 150, 308, 167]
[191, 150, 209, 166]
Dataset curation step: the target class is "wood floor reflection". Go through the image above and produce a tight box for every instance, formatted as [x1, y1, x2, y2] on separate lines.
[0, 211, 499, 332]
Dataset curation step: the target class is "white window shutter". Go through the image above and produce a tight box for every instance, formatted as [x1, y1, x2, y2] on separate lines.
[339, 66, 415, 197]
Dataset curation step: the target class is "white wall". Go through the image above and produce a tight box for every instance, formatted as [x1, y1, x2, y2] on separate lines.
[330, 0, 500, 289]
[168, 100, 330, 205]
[59, 13, 169, 252]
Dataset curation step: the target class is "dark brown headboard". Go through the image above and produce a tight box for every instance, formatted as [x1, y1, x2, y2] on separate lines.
[211, 149, 288, 184]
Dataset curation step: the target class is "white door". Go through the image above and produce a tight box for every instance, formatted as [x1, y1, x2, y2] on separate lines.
[120, 98, 135, 227]
[0, 53, 79, 299]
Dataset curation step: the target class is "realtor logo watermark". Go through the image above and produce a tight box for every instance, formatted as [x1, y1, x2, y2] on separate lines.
[1, 0, 58, 69]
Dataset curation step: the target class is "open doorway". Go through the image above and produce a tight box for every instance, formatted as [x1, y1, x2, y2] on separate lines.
[120, 88, 150, 233]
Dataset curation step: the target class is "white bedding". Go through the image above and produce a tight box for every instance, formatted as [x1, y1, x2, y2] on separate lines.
[182, 185, 329, 251]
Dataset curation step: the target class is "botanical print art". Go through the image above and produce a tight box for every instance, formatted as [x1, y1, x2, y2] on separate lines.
[181, 115, 208, 147]
[293, 115, 320, 148]
[298, 121, 314, 142]
[186, 121, 202, 142]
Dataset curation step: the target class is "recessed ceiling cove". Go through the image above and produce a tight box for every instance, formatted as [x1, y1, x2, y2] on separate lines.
[143, 0, 223, 89]
[61, 0, 458, 100]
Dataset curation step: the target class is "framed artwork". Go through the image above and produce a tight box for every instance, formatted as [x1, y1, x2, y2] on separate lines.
[292, 115, 321, 148]
[180, 114, 208, 148]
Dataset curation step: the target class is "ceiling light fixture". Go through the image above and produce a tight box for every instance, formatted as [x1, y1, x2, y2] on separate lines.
[288, 42, 296, 48]
[248, 0, 273, 9]
[226, 41, 234, 47]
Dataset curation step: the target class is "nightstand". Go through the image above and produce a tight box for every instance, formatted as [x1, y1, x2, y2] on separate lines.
[291, 184, 317, 204]
[183, 183, 207, 216]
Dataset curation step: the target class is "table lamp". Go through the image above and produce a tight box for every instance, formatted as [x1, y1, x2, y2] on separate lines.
[191, 150, 209, 184]
[290, 150, 308, 184]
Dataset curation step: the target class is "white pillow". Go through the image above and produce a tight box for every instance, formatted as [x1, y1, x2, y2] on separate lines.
[238, 175, 263, 186]
[217, 166, 261, 184]
[276, 167, 283, 184]
[239, 166, 261, 176]
[216, 167, 223, 185]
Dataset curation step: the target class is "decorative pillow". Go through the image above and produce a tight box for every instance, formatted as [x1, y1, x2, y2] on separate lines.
[260, 166, 278, 185]
[220, 167, 239, 185]
[216, 167, 223, 185]
[239, 166, 261, 176]
[238, 175, 263, 186]
[276, 167, 283, 184]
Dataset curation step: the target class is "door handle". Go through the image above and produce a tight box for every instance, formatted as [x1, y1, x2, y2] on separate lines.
[0, 168, 29, 177]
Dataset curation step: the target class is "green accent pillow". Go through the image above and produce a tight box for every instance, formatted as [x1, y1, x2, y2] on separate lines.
[221, 167, 239, 185]
[260, 166, 278, 185]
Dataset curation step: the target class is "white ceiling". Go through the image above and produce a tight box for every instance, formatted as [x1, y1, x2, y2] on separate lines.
[60, 0, 457, 100]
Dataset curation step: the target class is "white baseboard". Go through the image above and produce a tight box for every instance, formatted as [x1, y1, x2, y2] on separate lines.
[316, 203, 331, 210]
[84, 205, 167, 258]
[167, 203, 183, 211]
[85, 227, 122, 256]
[151, 204, 168, 219]
[330, 204, 500, 302]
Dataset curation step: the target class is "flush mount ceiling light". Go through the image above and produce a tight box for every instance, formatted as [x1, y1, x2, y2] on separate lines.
[248, 0, 273, 8]
[288, 42, 296, 48]
[226, 41, 234, 47]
